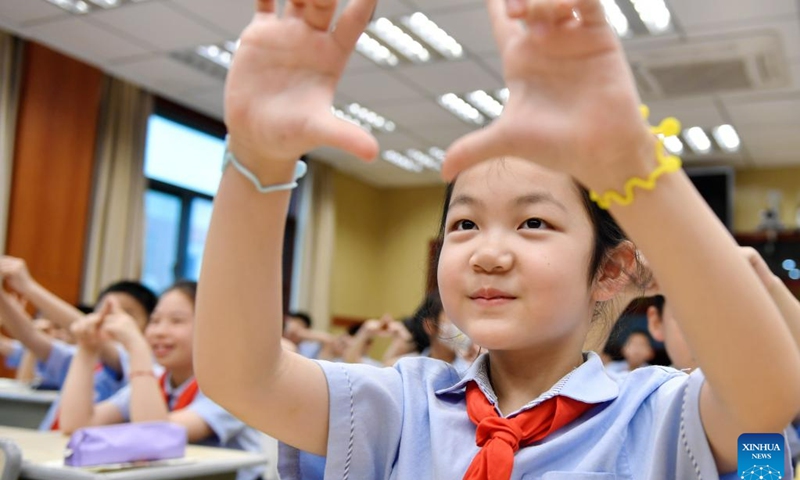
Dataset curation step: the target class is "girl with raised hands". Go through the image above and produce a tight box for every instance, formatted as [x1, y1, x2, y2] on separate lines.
[60, 281, 264, 480]
[194, 0, 800, 478]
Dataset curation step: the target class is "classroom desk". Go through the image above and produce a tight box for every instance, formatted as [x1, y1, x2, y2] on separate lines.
[0, 426, 269, 480]
[0, 379, 58, 429]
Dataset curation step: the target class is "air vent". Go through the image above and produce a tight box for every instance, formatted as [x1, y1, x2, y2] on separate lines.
[627, 31, 790, 100]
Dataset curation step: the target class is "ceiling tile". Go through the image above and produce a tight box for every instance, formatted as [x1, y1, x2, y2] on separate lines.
[23, 16, 149, 64]
[0, 0, 65, 26]
[670, 0, 796, 31]
[106, 54, 223, 93]
[725, 97, 800, 127]
[89, 2, 225, 51]
[427, 5, 497, 57]
[168, 0, 252, 38]
[338, 70, 424, 104]
[396, 59, 501, 97]
[376, 99, 473, 128]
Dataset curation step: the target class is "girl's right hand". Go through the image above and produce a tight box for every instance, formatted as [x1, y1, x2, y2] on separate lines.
[224, 0, 379, 174]
[0, 256, 36, 296]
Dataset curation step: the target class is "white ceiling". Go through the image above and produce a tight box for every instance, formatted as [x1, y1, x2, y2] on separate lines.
[2, 0, 800, 187]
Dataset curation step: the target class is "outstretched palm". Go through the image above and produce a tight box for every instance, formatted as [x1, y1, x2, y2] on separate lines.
[225, 0, 379, 166]
[445, 0, 653, 187]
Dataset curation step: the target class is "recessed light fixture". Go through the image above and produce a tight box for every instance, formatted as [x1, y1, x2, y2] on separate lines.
[630, 0, 673, 35]
[400, 13, 463, 60]
[355, 33, 400, 67]
[46, 0, 90, 14]
[496, 88, 509, 104]
[406, 149, 441, 171]
[383, 150, 423, 172]
[465, 90, 504, 118]
[783, 259, 797, 271]
[368, 17, 431, 63]
[790, 269, 800, 281]
[332, 107, 372, 132]
[196, 45, 232, 69]
[428, 147, 446, 163]
[684, 127, 712, 154]
[663, 135, 684, 156]
[346, 103, 396, 133]
[87, 0, 120, 8]
[600, 0, 631, 37]
[712, 124, 741, 153]
[439, 93, 485, 125]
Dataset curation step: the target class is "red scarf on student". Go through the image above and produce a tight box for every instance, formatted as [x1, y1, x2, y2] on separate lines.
[462, 382, 594, 480]
[160, 372, 199, 410]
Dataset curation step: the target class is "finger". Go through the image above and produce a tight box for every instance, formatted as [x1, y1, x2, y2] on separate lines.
[487, 0, 526, 51]
[104, 296, 124, 315]
[331, 0, 377, 50]
[442, 121, 516, 181]
[572, 0, 607, 26]
[311, 116, 379, 161]
[95, 301, 113, 325]
[284, 0, 306, 19]
[303, 0, 338, 31]
[255, 0, 276, 13]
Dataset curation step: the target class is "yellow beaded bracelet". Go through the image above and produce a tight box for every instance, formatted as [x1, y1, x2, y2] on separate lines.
[589, 106, 683, 210]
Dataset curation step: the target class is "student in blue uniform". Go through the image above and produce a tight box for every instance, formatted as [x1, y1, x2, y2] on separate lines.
[59, 281, 264, 480]
[194, 0, 800, 478]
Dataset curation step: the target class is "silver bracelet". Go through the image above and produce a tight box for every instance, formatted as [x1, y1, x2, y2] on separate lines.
[222, 137, 307, 193]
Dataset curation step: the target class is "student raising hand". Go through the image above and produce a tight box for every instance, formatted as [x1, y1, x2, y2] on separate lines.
[443, 0, 653, 186]
[223, 0, 379, 173]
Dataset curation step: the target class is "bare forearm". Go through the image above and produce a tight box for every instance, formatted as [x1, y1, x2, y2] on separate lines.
[607, 171, 800, 430]
[343, 333, 372, 364]
[59, 348, 101, 433]
[24, 282, 83, 329]
[15, 351, 37, 383]
[127, 341, 168, 423]
[195, 162, 297, 401]
[0, 300, 52, 361]
[767, 278, 800, 354]
[97, 342, 122, 374]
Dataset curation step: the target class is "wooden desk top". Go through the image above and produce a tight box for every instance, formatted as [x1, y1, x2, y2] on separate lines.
[0, 426, 268, 480]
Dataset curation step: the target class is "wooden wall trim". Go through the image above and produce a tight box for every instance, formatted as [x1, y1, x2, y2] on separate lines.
[6, 42, 104, 306]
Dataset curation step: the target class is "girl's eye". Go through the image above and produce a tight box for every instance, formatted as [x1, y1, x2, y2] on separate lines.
[454, 219, 477, 231]
[520, 218, 548, 230]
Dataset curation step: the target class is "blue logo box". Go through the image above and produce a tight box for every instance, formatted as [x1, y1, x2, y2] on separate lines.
[738, 433, 785, 479]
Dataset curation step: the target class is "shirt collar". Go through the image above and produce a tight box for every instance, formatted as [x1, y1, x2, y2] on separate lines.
[162, 373, 195, 397]
[435, 351, 619, 417]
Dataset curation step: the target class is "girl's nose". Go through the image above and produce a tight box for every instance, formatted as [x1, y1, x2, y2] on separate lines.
[469, 238, 514, 273]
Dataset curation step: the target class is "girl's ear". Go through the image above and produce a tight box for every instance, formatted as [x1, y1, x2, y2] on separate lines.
[646, 306, 665, 342]
[592, 240, 638, 303]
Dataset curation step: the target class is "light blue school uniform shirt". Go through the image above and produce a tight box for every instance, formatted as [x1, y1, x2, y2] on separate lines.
[107, 373, 265, 480]
[37, 340, 133, 430]
[279, 352, 792, 479]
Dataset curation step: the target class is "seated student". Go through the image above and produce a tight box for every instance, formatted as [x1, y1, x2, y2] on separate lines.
[604, 329, 655, 380]
[339, 316, 403, 366]
[282, 311, 334, 359]
[59, 281, 264, 480]
[0, 256, 157, 389]
[647, 246, 800, 463]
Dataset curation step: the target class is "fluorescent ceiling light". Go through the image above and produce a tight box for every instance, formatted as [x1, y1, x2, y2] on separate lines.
[663, 135, 684, 155]
[196, 45, 232, 69]
[630, 0, 672, 35]
[600, 0, 630, 37]
[87, 0, 120, 8]
[224, 40, 240, 53]
[383, 150, 423, 172]
[406, 149, 440, 171]
[466, 90, 504, 118]
[783, 259, 797, 271]
[332, 107, 372, 132]
[368, 18, 431, 63]
[401, 13, 463, 59]
[791, 269, 800, 281]
[712, 124, 741, 153]
[355, 33, 399, 67]
[428, 147, 446, 163]
[684, 127, 712, 154]
[496, 88, 509, 104]
[346, 103, 395, 133]
[439, 93, 485, 125]
[47, 0, 90, 14]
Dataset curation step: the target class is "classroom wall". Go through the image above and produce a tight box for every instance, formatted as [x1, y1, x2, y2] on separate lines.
[734, 166, 800, 232]
[330, 170, 446, 321]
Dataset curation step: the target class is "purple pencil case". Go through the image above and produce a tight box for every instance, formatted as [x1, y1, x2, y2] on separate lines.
[64, 422, 187, 467]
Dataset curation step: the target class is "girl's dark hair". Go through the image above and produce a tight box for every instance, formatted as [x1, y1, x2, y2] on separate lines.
[433, 177, 649, 320]
[164, 280, 197, 305]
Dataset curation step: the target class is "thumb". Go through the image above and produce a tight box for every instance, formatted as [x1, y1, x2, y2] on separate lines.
[312, 116, 379, 163]
[442, 121, 515, 181]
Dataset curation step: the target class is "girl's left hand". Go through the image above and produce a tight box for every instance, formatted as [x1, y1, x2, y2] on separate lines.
[444, 0, 655, 190]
